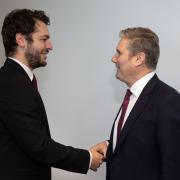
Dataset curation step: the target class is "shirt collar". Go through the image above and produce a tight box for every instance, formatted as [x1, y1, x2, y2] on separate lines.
[8, 57, 34, 81]
[130, 71, 155, 98]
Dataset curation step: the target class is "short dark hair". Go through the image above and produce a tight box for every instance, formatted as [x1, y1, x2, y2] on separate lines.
[1, 9, 50, 57]
[120, 27, 160, 69]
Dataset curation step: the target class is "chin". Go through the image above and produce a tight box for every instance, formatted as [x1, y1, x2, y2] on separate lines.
[41, 62, 47, 67]
[115, 72, 120, 79]
[116, 74, 123, 81]
[40, 59, 47, 66]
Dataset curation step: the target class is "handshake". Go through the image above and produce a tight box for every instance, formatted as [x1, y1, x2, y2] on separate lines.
[89, 141, 108, 171]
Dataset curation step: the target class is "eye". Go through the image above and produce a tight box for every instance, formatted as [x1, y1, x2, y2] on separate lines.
[40, 38, 47, 42]
[115, 51, 121, 57]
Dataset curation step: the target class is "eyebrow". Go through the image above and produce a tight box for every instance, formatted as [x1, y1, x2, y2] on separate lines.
[116, 49, 122, 54]
[41, 35, 50, 39]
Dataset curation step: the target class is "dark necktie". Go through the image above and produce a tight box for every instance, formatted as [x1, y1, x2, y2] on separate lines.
[116, 89, 132, 142]
[32, 74, 39, 93]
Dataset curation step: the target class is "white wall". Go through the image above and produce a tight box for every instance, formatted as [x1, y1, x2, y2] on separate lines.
[0, 0, 180, 179]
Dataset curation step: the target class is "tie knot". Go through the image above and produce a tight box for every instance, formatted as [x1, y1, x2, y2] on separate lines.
[126, 89, 132, 98]
[122, 89, 132, 105]
[32, 74, 38, 93]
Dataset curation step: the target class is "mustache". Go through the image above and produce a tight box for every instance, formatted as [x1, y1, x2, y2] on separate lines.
[42, 49, 49, 54]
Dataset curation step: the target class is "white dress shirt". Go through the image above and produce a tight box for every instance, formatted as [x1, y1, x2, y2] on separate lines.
[8, 57, 33, 81]
[113, 72, 155, 151]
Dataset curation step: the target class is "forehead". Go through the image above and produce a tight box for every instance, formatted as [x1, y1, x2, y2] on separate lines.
[33, 20, 50, 36]
[117, 38, 130, 50]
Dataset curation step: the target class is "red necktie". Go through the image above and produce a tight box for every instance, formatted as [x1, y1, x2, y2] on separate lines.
[116, 89, 132, 142]
[32, 74, 39, 93]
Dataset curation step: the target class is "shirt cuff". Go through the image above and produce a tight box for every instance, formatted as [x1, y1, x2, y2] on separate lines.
[88, 150, 93, 168]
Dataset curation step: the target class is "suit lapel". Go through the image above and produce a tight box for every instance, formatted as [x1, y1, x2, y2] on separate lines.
[113, 74, 159, 155]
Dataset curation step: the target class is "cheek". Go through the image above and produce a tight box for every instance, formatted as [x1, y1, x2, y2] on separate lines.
[34, 42, 45, 49]
[116, 59, 125, 70]
[116, 58, 123, 67]
[118, 62, 130, 77]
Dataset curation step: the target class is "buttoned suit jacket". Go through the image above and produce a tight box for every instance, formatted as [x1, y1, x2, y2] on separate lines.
[0, 59, 90, 180]
[106, 74, 180, 180]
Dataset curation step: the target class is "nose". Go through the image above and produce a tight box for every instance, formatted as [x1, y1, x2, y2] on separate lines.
[111, 54, 117, 63]
[47, 40, 53, 51]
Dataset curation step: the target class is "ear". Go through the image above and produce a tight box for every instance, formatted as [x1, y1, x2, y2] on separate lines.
[15, 33, 27, 48]
[134, 52, 145, 66]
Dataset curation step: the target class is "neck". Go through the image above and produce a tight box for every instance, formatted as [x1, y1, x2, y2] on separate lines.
[11, 54, 32, 71]
[127, 68, 154, 87]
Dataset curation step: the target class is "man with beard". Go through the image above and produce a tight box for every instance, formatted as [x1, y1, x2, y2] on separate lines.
[0, 9, 107, 180]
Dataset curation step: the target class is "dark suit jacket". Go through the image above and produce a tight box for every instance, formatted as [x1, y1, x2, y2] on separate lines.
[0, 59, 90, 180]
[106, 74, 180, 180]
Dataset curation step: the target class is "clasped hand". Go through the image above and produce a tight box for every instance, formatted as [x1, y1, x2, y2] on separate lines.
[89, 141, 108, 171]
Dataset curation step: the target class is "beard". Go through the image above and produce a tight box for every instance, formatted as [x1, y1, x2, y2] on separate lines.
[25, 44, 48, 69]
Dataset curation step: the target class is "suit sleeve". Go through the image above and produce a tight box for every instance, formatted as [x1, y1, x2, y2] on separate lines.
[157, 92, 180, 180]
[0, 76, 90, 174]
